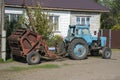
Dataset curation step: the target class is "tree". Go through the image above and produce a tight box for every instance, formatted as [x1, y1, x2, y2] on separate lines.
[95, 0, 120, 29]
[94, 0, 100, 3]
[34, 6, 53, 39]
[112, 24, 120, 30]
[24, 5, 53, 39]
[112, 0, 120, 24]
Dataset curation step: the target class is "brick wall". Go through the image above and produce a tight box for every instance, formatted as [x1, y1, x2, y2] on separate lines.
[71, 12, 101, 37]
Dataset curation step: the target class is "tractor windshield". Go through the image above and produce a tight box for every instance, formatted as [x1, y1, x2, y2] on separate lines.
[68, 26, 75, 36]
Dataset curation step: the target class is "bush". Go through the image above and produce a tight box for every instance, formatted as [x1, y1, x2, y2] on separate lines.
[47, 35, 63, 47]
[112, 24, 120, 30]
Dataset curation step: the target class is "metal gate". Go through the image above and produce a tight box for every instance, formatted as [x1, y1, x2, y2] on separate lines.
[101, 29, 120, 49]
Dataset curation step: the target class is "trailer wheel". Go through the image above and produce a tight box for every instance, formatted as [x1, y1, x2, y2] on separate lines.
[68, 39, 88, 60]
[26, 51, 41, 65]
[102, 47, 112, 59]
[58, 42, 66, 55]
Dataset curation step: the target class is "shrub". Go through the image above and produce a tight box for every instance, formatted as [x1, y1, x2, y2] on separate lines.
[112, 24, 120, 30]
[47, 35, 63, 47]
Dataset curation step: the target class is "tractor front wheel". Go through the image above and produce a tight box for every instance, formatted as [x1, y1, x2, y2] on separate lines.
[26, 51, 41, 65]
[102, 47, 112, 59]
[68, 39, 88, 60]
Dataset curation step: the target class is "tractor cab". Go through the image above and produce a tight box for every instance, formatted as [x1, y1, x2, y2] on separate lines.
[65, 25, 92, 45]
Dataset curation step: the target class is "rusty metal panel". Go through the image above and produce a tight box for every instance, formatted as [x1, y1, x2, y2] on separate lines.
[0, 0, 2, 57]
[102, 29, 120, 49]
[111, 30, 120, 49]
[102, 29, 110, 47]
[0, 0, 2, 33]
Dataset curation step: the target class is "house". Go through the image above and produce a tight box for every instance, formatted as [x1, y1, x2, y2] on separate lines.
[0, 0, 108, 60]
[4, 0, 109, 37]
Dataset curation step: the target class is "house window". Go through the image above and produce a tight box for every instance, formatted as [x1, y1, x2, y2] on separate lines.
[49, 16, 59, 31]
[5, 14, 22, 22]
[76, 17, 90, 25]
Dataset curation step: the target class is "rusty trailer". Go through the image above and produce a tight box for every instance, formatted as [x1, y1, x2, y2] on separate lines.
[8, 28, 59, 65]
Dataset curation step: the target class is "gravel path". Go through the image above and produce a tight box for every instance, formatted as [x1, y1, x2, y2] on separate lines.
[0, 51, 120, 80]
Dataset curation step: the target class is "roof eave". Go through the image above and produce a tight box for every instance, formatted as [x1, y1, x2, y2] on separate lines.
[43, 7, 109, 13]
[5, 5, 109, 13]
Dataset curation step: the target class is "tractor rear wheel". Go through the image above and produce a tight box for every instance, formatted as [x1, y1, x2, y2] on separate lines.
[68, 39, 88, 60]
[26, 51, 41, 65]
[102, 47, 112, 59]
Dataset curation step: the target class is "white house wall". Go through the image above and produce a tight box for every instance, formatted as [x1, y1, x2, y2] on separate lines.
[5, 8, 71, 37]
[4, 7, 101, 37]
[71, 12, 101, 36]
[47, 11, 70, 37]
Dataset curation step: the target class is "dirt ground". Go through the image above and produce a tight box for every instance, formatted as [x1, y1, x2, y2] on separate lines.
[0, 50, 120, 80]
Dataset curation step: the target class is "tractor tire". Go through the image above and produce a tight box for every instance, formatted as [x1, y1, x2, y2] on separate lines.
[102, 47, 112, 59]
[68, 39, 88, 60]
[58, 42, 66, 55]
[26, 51, 41, 65]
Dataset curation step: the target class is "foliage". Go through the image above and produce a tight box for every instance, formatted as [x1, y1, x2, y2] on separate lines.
[0, 58, 14, 63]
[4, 64, 60, 71]
[111, 0, 120, 24]
[47, 35, 63, 47]
[24, 5, 54, 39]
[95, 0, 120, 30]
[34, 64, 60, 69]
[112, 24, 120, 30]
[94, 0, 100, 3]
[101, 13, 115, 29]
[35, 7, 53, 39]
[5, 16, 23, 37]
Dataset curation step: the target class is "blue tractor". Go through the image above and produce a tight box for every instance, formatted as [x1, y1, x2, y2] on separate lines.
[59, 25, 112, 60]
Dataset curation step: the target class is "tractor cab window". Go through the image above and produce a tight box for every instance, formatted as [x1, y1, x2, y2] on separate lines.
[68, 26, 75, 36]
[70, 28, 74, 33]
[76, 29, 81, 35]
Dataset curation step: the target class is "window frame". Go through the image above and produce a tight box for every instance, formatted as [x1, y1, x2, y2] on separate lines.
[76, 16, 90, 25]
[49, 15, 59, 31]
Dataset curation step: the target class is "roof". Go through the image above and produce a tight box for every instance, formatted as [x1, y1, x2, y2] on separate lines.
[5, 0, 109, 12]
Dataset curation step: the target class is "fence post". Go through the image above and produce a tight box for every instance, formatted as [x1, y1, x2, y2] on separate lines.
[109, 29, 111, 48]
[100, 29, 103, 37]
[0, 0, 6, 61]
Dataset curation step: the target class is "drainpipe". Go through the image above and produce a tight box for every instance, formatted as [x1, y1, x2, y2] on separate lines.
[1, 0, 6, 61]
